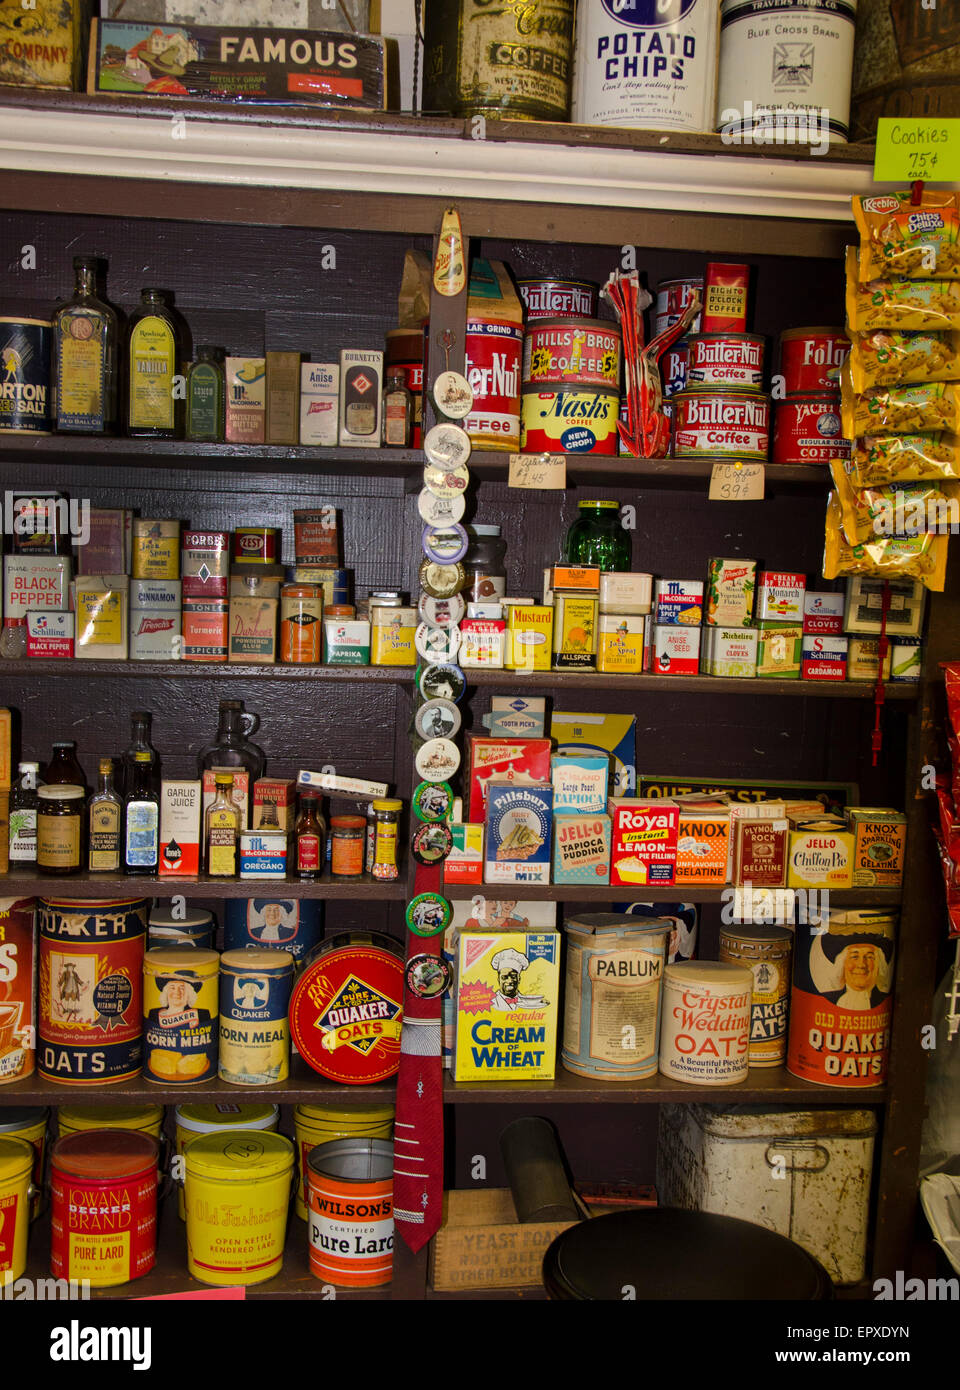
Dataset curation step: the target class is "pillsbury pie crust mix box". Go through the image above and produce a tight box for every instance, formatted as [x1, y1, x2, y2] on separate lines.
[454, 931, 560, 1081]
[484, 784, 552, 886]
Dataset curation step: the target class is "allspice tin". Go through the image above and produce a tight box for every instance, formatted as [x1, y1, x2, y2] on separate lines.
[718, 924, 792, 1067]
[218, 948, 294, 1086]
[143, 947, 219, 1085]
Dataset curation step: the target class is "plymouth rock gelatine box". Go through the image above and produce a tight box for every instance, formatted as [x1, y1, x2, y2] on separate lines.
[454, 931, 560, 1082]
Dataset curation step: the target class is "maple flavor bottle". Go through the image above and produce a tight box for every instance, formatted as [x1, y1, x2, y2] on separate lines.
[126, 289, 182, 438]
[205, 772, 240, 877]
[53, 255, 119, 434]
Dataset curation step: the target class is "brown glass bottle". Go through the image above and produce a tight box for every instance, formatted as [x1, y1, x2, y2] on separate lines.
[295, 790, 326, 881]
[197, 700, 265, 782]
[44, 742, 87, 792]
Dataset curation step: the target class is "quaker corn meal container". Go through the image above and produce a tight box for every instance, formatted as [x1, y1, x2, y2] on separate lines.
[143, 947, 219, 1086]
[687, 333, 765, 390]
[37, 898, 148, 1085]
[780, 328, 849, 395]
[672, 389, 770, 459]
[517, 279, 599, 322]
[654, 278, 703, 338]
[223, 897, 322, 963]
[289, 932, 404, 1085]
[562, 913, 670, 1081]
[0, 318, 52, 434]
[183, 1130, 294, 1287]
[218, 948, 295, 1087]
[523, 320, 621, 388]
[306, 1138, 394, 1288]
[0, 1109, 47, 1221]
[659, 960, 752, 1085]
[0, 1137, 35, 1282]
[293, 1102, 394, 1220]
[174, 1102, 279, 1221]
[521, 385, 620, 455]
[718, 924, 793, 1067]
[0, 896, 36, 1085]
[573, 0, 720, 133]
[773, 395, 848, 464]
[787, 909, 897, 1088]
[49, 1130, 160, 1287]
[58, 1104, 163, 1141]
[148, 906, 215, 950]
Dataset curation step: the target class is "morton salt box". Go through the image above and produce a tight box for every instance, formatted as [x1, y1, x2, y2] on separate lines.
[454, 931, 560, 1082]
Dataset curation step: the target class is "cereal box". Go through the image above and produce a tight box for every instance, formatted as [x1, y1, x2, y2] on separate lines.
[553, 813, 611, 885]
[609, 799, 679, 887]
[676, 809, 729, 886]
[654, 579, 703, 626]
[845, 808, 906, 888]
[551, 712, 636, 798]
[454, 930, 560, 1081]
[467, 737, 553, 823]
[705, 558, 756, 627]
[484, 783, 552, 886]
[550, 754, 608, 814]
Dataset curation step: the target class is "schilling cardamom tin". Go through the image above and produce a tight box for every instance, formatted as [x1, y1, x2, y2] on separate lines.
[718, 924, 792, 1068]
[218, 948, 294, 1086]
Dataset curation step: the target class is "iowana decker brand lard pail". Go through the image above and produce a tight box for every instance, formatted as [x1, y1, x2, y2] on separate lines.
[572, 0, 720, 133]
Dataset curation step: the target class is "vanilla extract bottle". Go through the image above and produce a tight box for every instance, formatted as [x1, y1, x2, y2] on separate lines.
[126, 289, 182, 439]
[53, 255, 119, 434]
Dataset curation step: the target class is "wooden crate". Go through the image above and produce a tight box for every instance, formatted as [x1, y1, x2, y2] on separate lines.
[429, 1188, 578, 1293]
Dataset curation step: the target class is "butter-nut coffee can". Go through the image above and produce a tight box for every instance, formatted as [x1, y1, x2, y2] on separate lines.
[718, 924, 792, 1067]
[659, 960, 752, 1085]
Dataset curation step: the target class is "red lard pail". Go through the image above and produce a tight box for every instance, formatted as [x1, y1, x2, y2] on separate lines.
[50, 1129, 160, 1286]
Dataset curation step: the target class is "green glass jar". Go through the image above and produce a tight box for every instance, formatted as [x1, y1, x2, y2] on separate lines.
[563, 500, 630, 571]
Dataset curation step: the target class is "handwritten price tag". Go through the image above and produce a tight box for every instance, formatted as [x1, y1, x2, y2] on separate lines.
[708, 463, 765, 501]
[873, 118, 960, 184]
[508, 453, 567, 490]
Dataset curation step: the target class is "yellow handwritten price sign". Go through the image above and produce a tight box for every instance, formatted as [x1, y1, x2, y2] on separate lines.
[873, 119, 960, 185]
[708, 462, 765, 501]
[508, 453, 567, 490]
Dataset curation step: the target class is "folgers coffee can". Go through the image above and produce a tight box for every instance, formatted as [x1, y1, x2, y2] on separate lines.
[289, 932, 404, 1085]
[49, 1130, 160, 1287]
[521, 385, 620, 454]
[687, 333, 765, 390]
[787, 910, 896, 1088]
[0, 1108, 47, 1220]
[0, 897, 36, 1085]
[37, 899, 148, 1085]
[0, 318, 52, 434]
[773, 395, 849, 464]
[233, 527, 280, 566]
[223, 897, 322, 963]
[143, 947, 219, 1085]
[523, 319, 621, 388]
[718, 924, 792, 1067]
[306, 1138, 394, 1288]
[672, 389, 770, 459]
[562, 913, 670, 1081]
[659, 960, 752, 1085]
[183, 1130, 294, 1286]
[174, 1102, 279, 1221]
[293, 1102, 394, 1220]
[780, 328, 850, 395]
[516, 279, 599, 322]
[0, 1137, 35, 1281]
[280, 583, 322, 663]
[654, 279, 703, 338]
[218, 949, 294, 1086]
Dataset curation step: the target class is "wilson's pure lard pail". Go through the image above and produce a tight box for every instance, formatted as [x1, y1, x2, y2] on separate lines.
[572, 0, 720, 133]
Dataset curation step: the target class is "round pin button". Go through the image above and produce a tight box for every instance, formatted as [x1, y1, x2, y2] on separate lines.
[414, 622, 461, 665]
[433, 371, 474, 420]
[414, 697, 462, 742]
[406, 953, 454, 999]
[415, 736, 461, 783]
[418, 661, 466, 704]
[413, 780, 454, 823]
[421, 522, 468, 565]
[417, 488, 466, 527]
[406, 892, 453, 937]
[424, 422, 472, 470]
[423, 460, 470, 499]
[418, 592, 466, 629]
[412, 821, 454, 865]
[419, 558, 466, 599]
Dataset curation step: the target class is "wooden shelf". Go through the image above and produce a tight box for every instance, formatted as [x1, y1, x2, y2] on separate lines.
[0, 868, 407, 899]
[451, 885, 902, 905]
[0, 660, 414, 682]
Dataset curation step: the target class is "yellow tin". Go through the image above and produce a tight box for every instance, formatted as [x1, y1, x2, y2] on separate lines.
[504, 604, 553, 671]
[292, 1102, 394, 1220]
[218, 948, 294, 1086]
[132, 518, 180, 580]
[174, 1102, 279, 1221]
[58, 1104, 164, 1139]
[0, 1137, 35, 1281]
[553, 592, 598, 670]
[787, 826, 855, 890]
[0, 1108, 47, 1220]
[143, 947, 219, 1086]
[183, 1130, 294, 1286]
[0, 0, 85, 89]
[371, 607, 417, 666]
[597, 614, 646, 674]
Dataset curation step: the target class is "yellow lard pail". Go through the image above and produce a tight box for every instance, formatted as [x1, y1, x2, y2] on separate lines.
[184, 1130, 294, 1286]
[174, 1102, 279, 1220]
[58, 1104, 164, 1140]
[292, 1103, 394, 1220]
[0, 1108, 48, 1220]
[0, 1136, 35, 1281]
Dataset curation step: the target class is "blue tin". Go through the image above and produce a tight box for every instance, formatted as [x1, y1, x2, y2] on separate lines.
[223, 898, 322, 963]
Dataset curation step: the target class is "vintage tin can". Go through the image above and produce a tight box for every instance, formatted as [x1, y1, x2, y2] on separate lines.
[779, 328, 849, 395]
[131, 517, 179, 580]
[0, 1137, 35, 1281]
[687, 333, 765, 390]
[521, 385, 619, 454]
[0, 318, 52, 434]
[49, 1130, 160, 1287]
[0, 1109, 47, 1221]
[423, 0, 575, 121]
[672, 389, 770, 459]
[659, 960, 752, 1085]
[553, 591, 599, 669]
[562, 913, 670, 1081]
[718, 924, 792, 1067]
[654, 279, 703, 338]
[280, 583, 322, 663]
[289, 933, 404, 1085]
[223, 898, 322, 963]
[773, 395, 848, 464]
[517, 279, 599, 322]
[181, 531, 229, 599]
[306, 1138, 394, 1287]
[174, 1102, 279, 1221]
[293, 1103, 393, 1220]
[705, 557, 756, 627]
[572, 0, 720, 133]
[787, 909, 896, 1088]
[183, 1130, 293, 1286]
[58, 1104, 163, 1140]
[218, 948, 295, 1087]
[464, 317, 522, 451]
[38, 899, 147, 1085]
[143, 947, 219, 1086]
[233, 527, 279, 566]
[662, 340, 690, 397]
[148, 905, 214, 950]
[0, 897, 36, 1085]
[523, 319, 621, 388]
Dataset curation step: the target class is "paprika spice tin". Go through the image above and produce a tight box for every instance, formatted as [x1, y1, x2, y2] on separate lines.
[218, 949, 294, 1086]
[290, 933, 404, 1085]
[523, 319, 621, 388]
[0, 1109, 46, 1220]
[0, 896, 36, 1085]
[687, 333, 765, 390]
[718, 924, 793, 1068]
[521, 385, 620, 454]
[306, 1138, 394, 1287]
[143, 947, 219, 1085]
[0, 1137, 35, 1281]
[779, 328, 849, 395]
[516, 279, 598, 322]
[672, 389, 770, 459]
[183, 1130, 293, 1286]
[50, 1130, 160, 1287]
[659, 960, 752, 1086]
[772, 395, 848, 464]
[38, 898, 148, 1085]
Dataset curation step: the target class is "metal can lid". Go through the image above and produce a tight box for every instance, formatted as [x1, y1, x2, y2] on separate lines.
[417, 661, 466, 704]
[417, 487, 466, 526]
[38, 784, 84, 800]
[149, 906, 214, 929]
[0, 1108, 48, 1132]
[406, 892, 453, 937]
[331, 815, 366, 830]
[184, 1130, 294, 1181]
[373, 799, 403, 812]
[51, 1129, 160, 1179]
[718, 924, 793, 944]
[433, 370, 474, 420]
[423, 459, 471, 500]
[219, 947, 295, 974]
[663, 960, 753, 988]
[418, 592, 466, 628]
[58, 1105, 162, 1132]
[419, 558, 466, 599]
[421, 522, 469, 565]
[0, 1136, 37, 1183]
[414, 621, 461, 664]
[143, 946, 219, 974]
[175, 1103, 279, 1134]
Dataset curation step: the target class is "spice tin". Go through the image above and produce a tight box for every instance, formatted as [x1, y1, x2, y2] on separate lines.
[306, 1138, 394, 1287]
[181, 531, 229, 599]
[780, 328, 849, 395]
[293, 1103, 393, 1221]
[0, 1136, 33, 1280]
[787, 910, 896, 1088]
[718, 925, 792, 1067]
[659, 960, 753, 1086]
[0, 318, 52, 434]
[0, 897, 36, 1085]
[38, 898, 147, 1085]
[687, 333, 765, 390]
[50, 1130, 160, 1286]
[421, 523, 469, 566]
[773, 395, 848, 464]
[417, 488, 466, 528]
[58, 1104, 163, 1140]
[517, 279, 599, 322]
[289, 933, 404, 1085]
[218, 948, 295, 1087]
[553, 591, 599, 669]
[183, 1130, 294, 1286]
[654, 279, 704, 339]
[521, 385, 619, 454]
[174, 1102, 279, 1222]
[673, 389, 770, 458]
[233, 527, 279, 566]
[142, 947, 219, 1085]
[597, 615, 645, 674]
[0, 1109, 46, 1221]
[562, 913, 670, 1081]
[280, 584, 322, 663]
[655, 577, 704, 626]
[523, 319, 621, 388]
[705, 558, 756, 627]
[131, 517, 179, 581]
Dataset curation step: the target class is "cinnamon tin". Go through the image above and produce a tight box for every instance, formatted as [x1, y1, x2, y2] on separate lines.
[718, 924, 792, 1067]
[687, 334, 765, 390]
[0, 897, 36, 1084]
[772, 395, 848, 464]
[289, 932, 404, 1085]
[779, 328, 850, 395]
[672, 390, 769, 459]
[523, 319, 621, 388]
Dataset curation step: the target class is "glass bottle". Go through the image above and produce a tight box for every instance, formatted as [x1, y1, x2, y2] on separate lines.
[295, 789, 326, 880]
[44, 741, 87, 792]
[0, 618, 27, 660]
[382, 370, 412, 447]
[122, 711, 160, 797]
[9, 761, 41, 864]
[186, 345, 225, 442]
[123, 750, 159, 876]
[197, 700, 265, 783]
[126, 288, 181, 439]
[205, 772, 240, 878]
[563, 499, 631, 571]
[88, 757, 122, 873]
[53, 255, 119, 434]
[463, 525, 507, 603]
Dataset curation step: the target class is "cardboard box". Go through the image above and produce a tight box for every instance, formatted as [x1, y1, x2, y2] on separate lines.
[843, 576, 925, 639]
[483, 696, 546, 739]
[253, 778, 296, 832]
[429, 1188, 577, 1292]
[265, 351, 301, 445]
[26, 612, 74, 658]
[454, 930, 560, 1081]
[339, 349, 383, 445]
[202, 767, 249, 831]
[801, 634, 847, 681]
[77, 508, 131, 575]
[598, 571, 652, 615]
[299, 363, 339, 446]
[890, 638, 923, 683]
[159, 779, 201, 875]
[846, 808, 906, 888]
[609, 798, 679, 887]
[225, 357, 266, 444]
[553, 812, 611, 884]
[551, 712, 636, 799]
[444, 823, 484, 886]
[550, 754, 608, 815]
[75, 575, 128, 659]
[98, 1, 374, 32]
[787, 826, 854, 890]
[654, 579, 703, 626]
[3, 555, 70, 618]
[640, 774, 856, 816]
[732, 818, 789, 887]
[467, 736, 553, 823]
[847, 637, 892, 682]
[676, 809, 729, 886]
[2, 0, 86, 89]
[484, 783, 552, 886]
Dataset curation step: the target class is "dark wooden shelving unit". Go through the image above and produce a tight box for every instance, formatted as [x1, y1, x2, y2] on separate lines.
[0, 868, 407, 899]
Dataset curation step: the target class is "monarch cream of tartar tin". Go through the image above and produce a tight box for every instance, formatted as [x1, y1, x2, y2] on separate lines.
[143, 947, 219, 1085]
[718, 924, 792, 1068]
[218, 948, 294, 1086]
[659, 960, 752, 1085]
